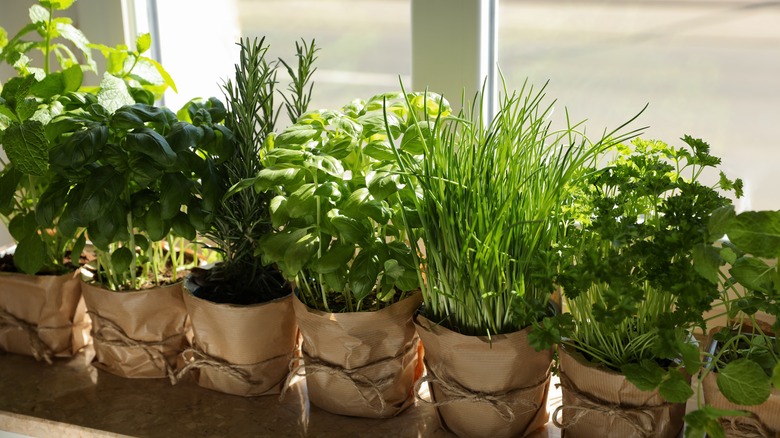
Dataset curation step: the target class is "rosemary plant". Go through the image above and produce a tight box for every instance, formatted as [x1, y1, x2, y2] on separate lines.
[194, 37, 317, 304]
[392, 80, 639, 337]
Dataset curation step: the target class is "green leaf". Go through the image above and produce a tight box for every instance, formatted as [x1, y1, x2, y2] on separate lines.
[13, 234, 46, 274]
[254, 166, 303, 191]
[274, 125, 319, 147]
[621, 359, 665, 391]
[135, 33, 152, 53]
[111, 246, 133, 275]
[720, 247, 737, 265]
[0, 168, 22, 215]
[286, 183, 317, 218]
[659, 370, 693, 403]
[383, 258, 405, 279]
[159, 173, 190, 219]
[171, 212, 196, 240]
[323, 267, 348, 293]
[717, 358, 772, 406]
[693, 243, 721, 284]
[41, 0, 75, 9]
[141, 56, 177, 92]
[366, 170, 403, 200]
[328, 209, 370, 243]
[773, 362, 780, 390]
[124, 127, 177, 167]
[283, 232, 319, 277]
[312, 243, 354, 274]
[29, 4, 50, 24]
[349, 249, 381, 303]
[728, 211, 780, 258]
[679, 341, 702, 372]
[3, 120, 48, 176]
[97, 73, 134, 114]
[269, 195, 290, 229]
[258, 228, 308, 267]
[30, 72, 65, 99]
[35, 183, 68, 227]
[55, 22, 95, 71]
[71, 232, 86, 260]
[61, 64, 83, 92]
[144, 206, 169, 242]
[9, 213, 38, 242]
[730, 257, 773, 293]
[708, 205, 736, 242]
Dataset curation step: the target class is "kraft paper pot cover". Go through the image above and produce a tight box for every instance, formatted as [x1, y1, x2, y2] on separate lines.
[179, 282, 298, 396]
[0, 268, 88, 362]
[81, 280, 188, 379]
[415, 314, 553, 438]
[291, 292, 423, 418]
[555, 345, 686, 438]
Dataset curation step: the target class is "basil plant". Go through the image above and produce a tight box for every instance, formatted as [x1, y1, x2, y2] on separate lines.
[255, 92, 450, 312]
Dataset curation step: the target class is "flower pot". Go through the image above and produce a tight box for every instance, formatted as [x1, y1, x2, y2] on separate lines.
[554, 346, 686, 438]
[81, 280, 188, 379]
[415, 315, 552, 438]
[290, 292, 423, 418]
[178, 281, 298, 396]
[0, 269, 88, 363]
[702, 333, 780, 437]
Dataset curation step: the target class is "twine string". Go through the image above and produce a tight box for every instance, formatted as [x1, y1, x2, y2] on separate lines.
[88, 310, 182, 379]
[720, 415, 775, 438]
[172, 346, 290, 387]
[0, 307, 71, 364]
[416, 366, 547, 422]
[552, 371, 668, 438]
[280, 337, 420, 414]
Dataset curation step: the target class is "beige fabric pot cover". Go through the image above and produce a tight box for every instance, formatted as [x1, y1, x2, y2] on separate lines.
[702, 367, 780, 436]
[180, 288, 298, 396]
[0, 270, 88, 362]
[415, 315, 552, 438]
[292, 292, 423, 418]
[81, 280, 188, 379]
[555, 346, 686, 438]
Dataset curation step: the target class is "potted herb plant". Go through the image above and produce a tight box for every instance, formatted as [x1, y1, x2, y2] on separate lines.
[549, 137, 741, 438]
[255, 90, 429, 417]
[0, 0, 100, 362]
[683, 207, 780, 437]
[175, 37, 317, 396]
[391, 81, 636, 438]
[45, 43, 221, 378]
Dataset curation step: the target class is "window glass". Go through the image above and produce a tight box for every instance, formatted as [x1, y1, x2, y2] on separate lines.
[499, 0, 780, 210]
[156, 0, 411, 114]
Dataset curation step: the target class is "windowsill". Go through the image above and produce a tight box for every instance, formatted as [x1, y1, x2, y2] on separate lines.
[0, 347, 562, 437]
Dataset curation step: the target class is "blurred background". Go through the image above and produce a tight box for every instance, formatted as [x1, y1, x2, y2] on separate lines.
[2, 0, 779, 245]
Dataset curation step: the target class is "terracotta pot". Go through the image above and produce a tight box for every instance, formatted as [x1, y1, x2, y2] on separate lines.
[0, 270, 88, 362]
[179, 283, 298, 396]
[292, 292, 423, 418]
[415, 315, 552, 438]
[81, 280, 188, 378]
[555, 346, 686, 438]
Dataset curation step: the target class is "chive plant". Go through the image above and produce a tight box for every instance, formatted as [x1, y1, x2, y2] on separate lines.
[392, 80, 639, 337]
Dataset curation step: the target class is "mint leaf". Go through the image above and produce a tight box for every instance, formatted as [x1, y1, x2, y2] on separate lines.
[772, 361, 780, 390]
[717, 358, 772, 405]
[728, 211, 780, 259]
[97, 73, 134, 114]
[136, 33, 151, 53]
[680, 340, 702, 372]
[3, 120, 48, 176]
[622, 359, 665, 391]
[708, 205, 736, 242]
[659, 370, 693, 403]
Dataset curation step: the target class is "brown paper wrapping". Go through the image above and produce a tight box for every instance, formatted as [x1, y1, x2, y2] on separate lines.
[415, 315, 553, 438]
[81, 280, 188, 379]
[702, 366, 780, 436]
[292, 292, 423, 418]
[180, 287, 298, 396]
[0, 270, 88, 362]
[556, 346, 686, 438]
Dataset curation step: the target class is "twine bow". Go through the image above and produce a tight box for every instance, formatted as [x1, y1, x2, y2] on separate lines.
[280, 338, 419, 414]
[416, 366, 547, 423]
[0, 307, 69, 364]
[720, 415, 777, 438]
[552, 371, 668, 438]
[88, 310, 182, 379]
[172, 346, 290, 387]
